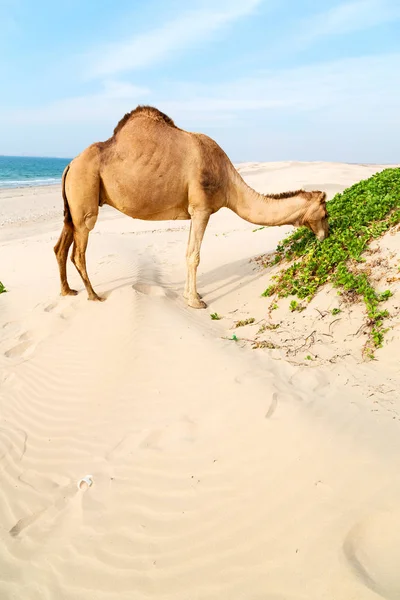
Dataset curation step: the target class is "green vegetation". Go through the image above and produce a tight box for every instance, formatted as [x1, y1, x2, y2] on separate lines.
[379, 290, 393, 301]
[289, 300, 305, 313]
[0, 281, 6, 294]
[210, 312, 222, 320]
[235, 317, 255, 327]
[262, 168, 400, 357]
[252, 340, 276, 349]
[258, 322, 280, 334]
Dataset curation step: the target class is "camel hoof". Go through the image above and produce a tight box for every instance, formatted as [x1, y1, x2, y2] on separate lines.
[184, 292, 202, 300]
[88, 295, 106, 302]
[188, 298, 207, 309]
[61, 288, 78, 296]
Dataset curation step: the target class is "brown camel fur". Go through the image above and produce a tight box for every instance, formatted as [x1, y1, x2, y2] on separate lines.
[54, 105, 329, 308]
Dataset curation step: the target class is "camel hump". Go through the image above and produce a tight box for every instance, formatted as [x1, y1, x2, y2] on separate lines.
[113, 105, 177, 135]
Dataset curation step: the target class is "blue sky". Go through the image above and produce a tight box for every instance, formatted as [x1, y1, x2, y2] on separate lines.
[1, 0, 400, 161]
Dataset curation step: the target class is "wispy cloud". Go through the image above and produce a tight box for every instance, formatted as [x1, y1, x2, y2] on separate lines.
[2, 50, 400, 166]
[3, 80, 149, 125]
[85, 0, 264, 78]
[156, 53, 400, 124]
[2, 53, 400, 129]
[298, 0, 400, 42]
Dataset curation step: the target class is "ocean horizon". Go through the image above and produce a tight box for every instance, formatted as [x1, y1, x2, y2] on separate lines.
[0, 155, 71, 189]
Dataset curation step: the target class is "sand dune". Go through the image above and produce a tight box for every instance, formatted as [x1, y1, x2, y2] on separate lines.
[1, 162, 400, 599]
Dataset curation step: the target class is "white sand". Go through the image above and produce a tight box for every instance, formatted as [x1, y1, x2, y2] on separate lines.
[1, 161, 400, 599]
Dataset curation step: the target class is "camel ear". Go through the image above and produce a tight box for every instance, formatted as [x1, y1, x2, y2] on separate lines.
[319, 192, 326, 204]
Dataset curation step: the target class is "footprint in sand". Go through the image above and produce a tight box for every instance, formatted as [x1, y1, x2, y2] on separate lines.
[265, 392, 279, 419]
[106, 430, 144, 459]
[234, 373, 282, 419]
[132, 282, 177, 300]
[44, 297, 78, 320]
[147, 417, 198, 451]
[138, 429, 164, 451]
[1, 322, 23, 347]
[2, 321, 17, 331]
[44, 302, 57, 312]
[107, 418, 198, 459]
[344, 510, 400, 599]
[17, 469, 66, 493]
[132, 282, 168, 297]
[4, 332, 32, 358]
[9, 480, 84, 539]
[289, 368, 329, 395]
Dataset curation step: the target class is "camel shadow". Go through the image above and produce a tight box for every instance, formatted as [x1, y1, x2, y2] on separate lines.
[173, 252, 274, 305]
[92, 251, 273, 305]
[95, 256, 178, 300]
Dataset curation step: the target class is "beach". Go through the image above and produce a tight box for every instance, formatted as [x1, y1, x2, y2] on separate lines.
[1, 161, 400, 599]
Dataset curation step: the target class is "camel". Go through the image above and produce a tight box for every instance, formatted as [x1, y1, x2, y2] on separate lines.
[54, 105, 329, 308]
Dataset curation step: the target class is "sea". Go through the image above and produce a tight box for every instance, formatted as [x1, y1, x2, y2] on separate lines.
[0, 156, 71, 189]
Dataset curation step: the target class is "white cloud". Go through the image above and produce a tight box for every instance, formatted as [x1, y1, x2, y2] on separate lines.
[142, 53, 398, 129]
[298, 0, 400, 41]
[3, 80, 149, 126]
[1, 52, 399, 162]
[85, 0, 264, 78]
[3, 53, 400, 130]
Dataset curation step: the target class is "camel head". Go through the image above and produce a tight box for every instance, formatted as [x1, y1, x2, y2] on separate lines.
[301, 191, 329, 241]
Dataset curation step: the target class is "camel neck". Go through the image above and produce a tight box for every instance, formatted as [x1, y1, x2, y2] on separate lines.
[227, 171, 307, 227]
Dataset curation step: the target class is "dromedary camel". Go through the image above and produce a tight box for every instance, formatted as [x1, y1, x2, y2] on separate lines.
[54, 105, 329, 308]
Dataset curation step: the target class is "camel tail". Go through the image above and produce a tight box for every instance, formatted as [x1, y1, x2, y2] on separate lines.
[61, 164, 73, 227]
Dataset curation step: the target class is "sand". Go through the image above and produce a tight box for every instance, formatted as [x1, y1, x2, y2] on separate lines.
[1, 161, 400, 599]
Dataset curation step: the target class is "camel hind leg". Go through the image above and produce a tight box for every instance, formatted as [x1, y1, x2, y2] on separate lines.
[54, 224, 78, 296]
[71, 218, 104, 302]
[63, 146, 104, 301]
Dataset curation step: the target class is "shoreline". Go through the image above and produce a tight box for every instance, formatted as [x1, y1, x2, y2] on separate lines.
[0, 160, 399, 193]
[0, 183, 60, 195]
[0, 180, 62, 191]
[2, 160, 399, 232]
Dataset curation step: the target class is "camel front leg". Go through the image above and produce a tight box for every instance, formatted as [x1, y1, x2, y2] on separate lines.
[71, 227, 104, 301]
[184, 222, 202, 301]
[183, 221, 192, 300]
[185, 211, 210, 309]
